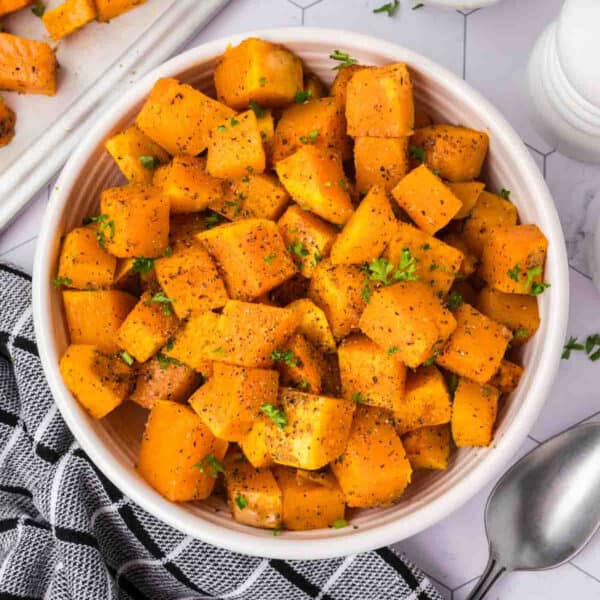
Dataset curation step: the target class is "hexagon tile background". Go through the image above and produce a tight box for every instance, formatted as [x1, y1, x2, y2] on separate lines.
[2, 1, 600, 598]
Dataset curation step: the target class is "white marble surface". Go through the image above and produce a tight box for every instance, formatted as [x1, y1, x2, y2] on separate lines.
[2, 1, 600, 598]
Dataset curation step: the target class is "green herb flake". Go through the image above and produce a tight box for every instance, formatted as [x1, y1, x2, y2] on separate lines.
[590, 349, 600, 362]
[361, 280, 372, 303]
[259, 77, 268, 87]
[270, 349, 298, 368]
[507, 264, 521, 282]
[514, 328, 529, 340]
[216, 125, 227, 133]
[205, 213, 223, 228]
[373, 0, 399, 16]
[52, 277, 72, 287]
[409, 144, 426, 163]
[140, 155, 160, 170]
[272, 525, 283, 536]
[308, 129, 319, 143]
[230, 117, 240, 127]
[288, 240, 309, 259]
[235, 493, 248, 510]
[31, 1, 45, 17]
[248, 100, 265, 118]
[147, 291, 174, 316]
[562, 336, 584, 360]
[164, 246, 172, 257]
[263, 253, 277, 265]
[213, 347, 225, 355]
[585, 334, 600, 355]
[448, 373, 459, 396]
[298, 379, 311, 391]
[295, 89, 313, 104]
[329, 49, 358, 70]
[119, 351, 134, 366]
[193, 453, 226, 478]
[331, 519, 349, 529]
[412, 2, 425, 9]
[387, 346, 399, 356]
[421, 243, 431, 251]
[351, 392, 366, 404]
[446, 291, 463, 310]
[156, 353, 183, 369]
[260, 403, 287, 430]
[499, 188, 511, 199]
[482, 385, 492, 398]
[339, 178, 348, 189]
[132, 257, 154, 274]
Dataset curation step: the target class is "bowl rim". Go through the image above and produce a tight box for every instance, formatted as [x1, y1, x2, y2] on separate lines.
[32, 27, 569, 560]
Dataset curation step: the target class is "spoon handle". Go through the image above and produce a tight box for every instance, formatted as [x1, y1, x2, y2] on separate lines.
[466, 556, 508, 599]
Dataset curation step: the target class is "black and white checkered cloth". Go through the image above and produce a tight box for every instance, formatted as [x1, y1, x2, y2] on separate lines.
[0, 263, 442, 600]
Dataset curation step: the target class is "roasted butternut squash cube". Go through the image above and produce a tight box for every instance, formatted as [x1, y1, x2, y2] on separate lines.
[189, 363, 279, 442]
[394, 365, 451, 434]
[100, 184, 169, 258]
[303, 72, 327, 100]
[286, 298, 336, 354]
[0, 96, 15, 147]
[0, 33, 57, 95]
[330, 64, 368, 106]
[448, 181, 485, 219]
[59, 344, 133, 419]
[354, 137, 409, 194]
[359, 281, 457, 369]
[331, 406, 412, 508]
[411, 125, 489, 182]
[489, 359, 523, 393]
[0, 0, 33, 18]
[136, 78, 234, 155]
[346, 63, 414, 138]
[330, 186, 397, 266]
[338, 334, 406, 412]
[436, 303, 512, 384]
[308, 260, 367, 340]
[275, 145, 354, 225]
[137, 400, 228, 501]
[274, 467, 345, 531]
[95, 0, 146, 21]
[168, 213, 209, 246]
[57, 226, 116, 289]
[240, 415, 272, 469]
[257, 109, 275, 162]
[42, 0, 97, 40]
[277, 333, 323, 393]
[214, 38, 303, 109]
[267, 388, 354, 470]
[402, 425, 451, 470]
[452, 378, 499, 447]
[439, 231, 478, 279]
[391, 164, 462, 234]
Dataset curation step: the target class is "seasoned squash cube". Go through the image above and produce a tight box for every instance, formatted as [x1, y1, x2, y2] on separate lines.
[331, 406, 412, 508]
[42, 0, 97, 40]
[100, 184, 169, 258]
[57, 226, 116, 289]
[95, 0, 146, 21]
[267, 388, 354, 470]
[480, 224, 549, 294]
[60, 345, 133, 419]
[330, 64, 369, 105]
[359, 281, 457, 369]
[439, 231, 478, 279]
[354, 137, 409, 194]
[338, 334, 406, 412]
[0, 97, 15, 147]
[137, 400, 228, 501]
[346, 63, 414, 138]
[277, 333, 323, 393]
[452, 378, 499, 447]
[286, 298, 336, 354]
[0, 0, 33, 18]
[391, 164, 462, 234]
[402, 425, 451, 470]
[448, 181, 485, 219]
[489, 359, 523, 393]
[257, 110, 275, 162]
[240, 415, 273, 469]
[214, 38, 303, 109]
[275, 145, 354, 225]
[136, 78, 234, 155]
[330, 186, 397, 265]
[436, 303, 512, 384]
[168, 213, 209, 246]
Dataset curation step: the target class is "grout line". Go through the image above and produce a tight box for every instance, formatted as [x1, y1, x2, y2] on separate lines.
[569, 263, 593, 281]
[569, 562, 600, 586]
[527, 434, 541, 444]
[0, 235, 37, 258]
[423, 570, 451, 595]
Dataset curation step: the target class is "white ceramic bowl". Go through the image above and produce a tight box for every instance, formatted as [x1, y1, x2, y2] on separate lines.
[33, 28, 569, 560]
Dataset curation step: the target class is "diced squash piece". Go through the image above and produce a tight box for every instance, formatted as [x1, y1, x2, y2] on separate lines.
[42, 0, 97, 40]
[95, 0, 146, 21]
[286, 298, 336, 354]
[275, 145, 354, 225]
[391, 164, 462, 234]
[0, 0, 33, 18]
[240, 415, 272, 469]
[411, 125, 489, 182]
[225, 457, 282, 529]
[267, 388, 354, 470]
[330, 186, 397, 265]
[452, 378, 499, 447]
[57, 226, 116, 289]
[338, 334, 406, 412]
[257, 110, 275, 162]
[436, 303, 512, 384]
[214, 38, 303, 109]
[489, 359, 523, 393]
[189, 363, 279, 442]
[394, 366, 451, 434]
[60, 344, 133, 419]
[359, 281, 457, 369]
[137, 400, 227, 501]
[169, 213, 209, 246]
[274, 467, 345, 530]
[354, 137, 409, 194]
[136, 78, 234, 155]
[62, 290, 136, 354]
[207, 110, 266, 178]
[116, 291, 179, 363]
[330, 64, 368, 106]
[0, 33, 57, 95]
[112, 256, 155, 294]
[308, 260, 367, 340]
[346, 63, 414, 138]
[100, 184, 169, 258]
[303, 72, 327, 100]
[385, 221, 464, 296]
[199, 218, 296, 300]
[480, 224, 549, 294]
[277, 333, 323, 393]
[0, 97, 16, 147]
[268, 274, 308, 306]
[439, 231, 478, 279]
[402, 425, 451, 470]
[448, 181, 485, 219]
[331, 406, 412, 508]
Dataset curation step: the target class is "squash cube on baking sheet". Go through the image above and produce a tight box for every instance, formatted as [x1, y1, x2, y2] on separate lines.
[267, 388, 354, 470]
[402, 425, 451, 471]
[346, 63, 414, 138]
[448, 181, 485, 219]
[275, 145, 354, 226]
[489, 359, 523, 393]
[274, 466, 345, 531]
[411, 125, 489, 182]
[214, 38, 303, 110]
[394, 365, 451, 435]
[338, 334, 406, 412]
[95, 0, 146, 22]
[0, 0, 33, 18]
[330, 186, 397, 266]
[199, 218, 297, 300]
[359, 281, 457, 369]
[42, 0, 97, 40]
[189, 363, 279, 442]
[137, 400, 228, 502]
[308, 260, 367, 340]
[59, 344, 133, 419]
[331, 406, 412, 508]
[286, 298, 336, 354]
[452, 378, 499, 447]
[136, 78, 234, 156]
[240, 415, 273, 469]
[391, 164, 462, 234]
[480, 224, 549, 294]
[436, 303, 512, 384]
[0, 98, 15, 148]
[276, 333, 323, 394]
[354, 137, 409, 194]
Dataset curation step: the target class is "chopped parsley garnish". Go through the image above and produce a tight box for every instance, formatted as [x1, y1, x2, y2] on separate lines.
[216, 125, 227, 132]
[263, 253, 277, 265]
[259, 76, 268, 87]
[260, 403, 287, 429]
[373, 0, 399, 16]
[482, 385, 493, 397]
[562, 336, 584, 360]
[585, 334, 600, 355]
[213, 347, 225, 355]
[205, 212, 223, 228]
[164, 246, 172, 257]
[422, 243, 431, 251]
[312, 252, 323, 266]
[331, 519, 349, 529]
[525, 265, 550, 296]
[156, 353, 183, 369]
[85, 214, 115, 248]
[446, 291, 463, 310]
[366, 251, 418, 285]
[193, 454, 225, 478]
[295, 89, 313, 104]
[422, 351, 439, 367]
[300, 129, 319, 144]
[351, 392, 366, 404]
[507, 264, 521, 282]
[562, 334, 600, 361]
[139, 155, 160, 170]
[119, 351, 134, 366]
[412, 2, 424, 9]
[249, 100, 265, 117]
[230, 117, 240, 126]
[31, 2, 45, 17]
[499, 188, 511, 199]
[409, 145, 426, 163]
[330, 50, 358, 70]
[298, 379, 311, 391]
[288, 240, 309, 259]
[387, 346, 399, 356]
[225, 200, 242, 217]
[235, 493, 248, 510]
[272, 525, 283, 536]
[132, 257, 154, 274]
[165, 337, 175, 351]
[339, 178, 348, 189]
[361, 280, 372, 303]
[52, 277, 72, 287]
[270, 349, 298, 367]
[147, 291, 174, 316]
[514, 328, 529, 340]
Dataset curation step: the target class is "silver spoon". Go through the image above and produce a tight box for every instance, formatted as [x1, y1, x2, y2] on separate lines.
[467, 422, 600, 599]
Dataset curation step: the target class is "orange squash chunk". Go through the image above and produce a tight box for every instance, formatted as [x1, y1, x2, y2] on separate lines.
[239, 415, 273, 469]
[277, 333, 323, 393]
[452, 378, 499, 447]
[402, 425, 451, 470]
[0, 0, 33, 18]
[286, 298, 336, 354]
[42, 0, 97, 40]
[448, 181, 485, 219]
[0, 97, 16, 147]
[439, 231, 478, 279]
[95, 0, 147, 21]
[489, 359, 523, 393]
[330, 64, 369, 106]
[354, 137, 409, 194]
